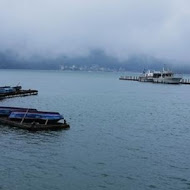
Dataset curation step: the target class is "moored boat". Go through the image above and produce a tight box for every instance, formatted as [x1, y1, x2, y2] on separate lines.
[0, 87, 16, 94]
[9, 111, 64, 124]
[152, 69, 182, 84]
[0, 85, 22, 93]
[139, 68, 182, 84]
[0, 106, 37, 116]
[139, 70, 154, 82]
[0, 106, 69, 130]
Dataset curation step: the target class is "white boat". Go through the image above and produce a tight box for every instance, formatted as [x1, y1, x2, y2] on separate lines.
[139, 70, 154, 82]
[152, 69, 182, 84]
[139, 69, 182, 84]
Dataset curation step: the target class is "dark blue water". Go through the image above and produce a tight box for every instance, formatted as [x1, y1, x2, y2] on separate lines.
[0, 70, 190, 190]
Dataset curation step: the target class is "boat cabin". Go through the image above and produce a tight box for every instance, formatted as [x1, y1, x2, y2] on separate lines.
[162, 72, 173, 78]
[153, 72, 161, 78]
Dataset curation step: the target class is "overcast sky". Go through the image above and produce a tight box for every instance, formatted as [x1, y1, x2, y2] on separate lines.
[0, 0, 190, 62]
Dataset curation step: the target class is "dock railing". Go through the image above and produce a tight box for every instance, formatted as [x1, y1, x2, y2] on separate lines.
[119, 76, 139, 81]
[181, 78, 190, 84]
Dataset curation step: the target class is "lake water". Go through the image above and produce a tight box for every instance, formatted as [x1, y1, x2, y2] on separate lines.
[0, 70, 190, 190]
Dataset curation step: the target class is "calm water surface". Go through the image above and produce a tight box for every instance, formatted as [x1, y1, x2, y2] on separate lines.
[0, 70, 190, 190]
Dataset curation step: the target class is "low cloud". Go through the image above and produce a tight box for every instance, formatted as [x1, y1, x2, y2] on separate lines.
[0, 0, 190, 62]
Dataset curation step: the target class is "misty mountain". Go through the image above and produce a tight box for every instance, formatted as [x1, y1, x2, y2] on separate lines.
[0, 49, 190, 73]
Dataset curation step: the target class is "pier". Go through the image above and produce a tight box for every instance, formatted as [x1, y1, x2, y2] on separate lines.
[0, 89, 38, 99]
[119, 76, 190, 85]
[119, 76, 139, 81]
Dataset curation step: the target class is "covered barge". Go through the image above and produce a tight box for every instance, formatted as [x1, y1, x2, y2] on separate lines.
[0, 106, 70, 131]
[0, 85, 38, 99]
[0, 117, 70, 131]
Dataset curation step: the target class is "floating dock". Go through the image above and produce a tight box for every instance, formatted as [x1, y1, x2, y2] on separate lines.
[119, 76, 190, 85]
[119, 76, 139, 81]
[0, 117, 70, 131]
[0, 89, 38, 99]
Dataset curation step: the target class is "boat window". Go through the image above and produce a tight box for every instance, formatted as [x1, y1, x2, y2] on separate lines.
[153, 73, 161, 78]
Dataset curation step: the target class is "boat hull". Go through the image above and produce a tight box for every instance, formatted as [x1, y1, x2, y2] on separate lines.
[139, 76, 153, 82]
[0, 117, 70, 131]
[153, 77, 182, 84]
[9, 118, 61, 124]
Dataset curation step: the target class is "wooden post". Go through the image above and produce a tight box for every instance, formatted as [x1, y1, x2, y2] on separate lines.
[20, 109, 29, 124]
[45, 119, 48, 125]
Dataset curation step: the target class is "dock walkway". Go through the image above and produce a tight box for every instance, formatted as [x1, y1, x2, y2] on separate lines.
[0, 89, 38, 99]
[119, 76, 139, 81]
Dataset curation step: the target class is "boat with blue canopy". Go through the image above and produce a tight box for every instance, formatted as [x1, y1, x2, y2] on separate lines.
[9, 111, 64, 124]
[0, 106, 69, 130]
[0, 86, 22, 94]
[0, 106, 37, 116]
